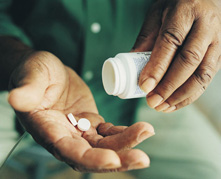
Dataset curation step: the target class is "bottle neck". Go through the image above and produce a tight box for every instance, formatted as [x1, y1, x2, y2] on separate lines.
[102, 57, 126, 96]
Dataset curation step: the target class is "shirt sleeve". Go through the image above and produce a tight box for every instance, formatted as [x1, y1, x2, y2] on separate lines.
[0, 0, 32, 46]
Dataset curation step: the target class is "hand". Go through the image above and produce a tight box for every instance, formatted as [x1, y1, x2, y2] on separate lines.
[8, 51, 155, 172]
[133, 0, 221, 112]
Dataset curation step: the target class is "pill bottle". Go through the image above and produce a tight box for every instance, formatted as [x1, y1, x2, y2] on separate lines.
[102, 52, 151, 99]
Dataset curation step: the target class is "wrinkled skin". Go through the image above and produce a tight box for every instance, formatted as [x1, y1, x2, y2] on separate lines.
[8, 51, 155, 172]
[133, 0, 221, 112]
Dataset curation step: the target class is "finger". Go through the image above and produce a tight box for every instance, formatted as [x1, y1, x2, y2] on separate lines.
[83, 131, 104, 147]
[81, 127, 150, 171]
[75, 112, 104, 128]
[8, 57, 49, 112]
[8, 52, 67, 112]
[155, 85, 205, 113]
[8, 82, 48, 112]
[175, 90, 204, 111]
[69, 136, 150, 172]
[147, 18, 214, 108]
[132, 1, 163, 51]
[82, 125, 127, 147]
[139, 4, 195, 94]
[93, 122, 155, 151]
[18, 111, 122, 171]
[117, 149, 150, 171]
[53, 136, 121, 170]
[97, 123, 127, 136]
[156, 44, 219, 112]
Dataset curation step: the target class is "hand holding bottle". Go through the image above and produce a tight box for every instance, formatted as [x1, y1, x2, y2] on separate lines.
[133, 0, 221, 112]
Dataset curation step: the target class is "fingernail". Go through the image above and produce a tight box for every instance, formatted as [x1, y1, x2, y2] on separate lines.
[138, 131, 155, 143]
[128, 162, 150, 170]
[163, 106, 176, 113]
[155, 102, 170, 111]
[140, 78, 156, 94]
[104, 162, 122, 169]
[128, 157, 150, 170]
[146, 94, 163, 108]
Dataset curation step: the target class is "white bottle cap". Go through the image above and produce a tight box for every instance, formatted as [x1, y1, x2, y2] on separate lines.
[67, 113, 78, 126]
[77, 118, 91, 131]
[102, 58, 126, 96]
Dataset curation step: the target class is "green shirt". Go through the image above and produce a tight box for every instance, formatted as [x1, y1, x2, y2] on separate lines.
[0, 0, 154, 125]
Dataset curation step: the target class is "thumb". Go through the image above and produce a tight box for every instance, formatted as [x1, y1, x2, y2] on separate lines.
[132, 2, 163, 52]
[8, 63, 48, 112]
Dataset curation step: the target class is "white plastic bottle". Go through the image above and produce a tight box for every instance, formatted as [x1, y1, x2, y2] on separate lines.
[102, 52, 151, 99]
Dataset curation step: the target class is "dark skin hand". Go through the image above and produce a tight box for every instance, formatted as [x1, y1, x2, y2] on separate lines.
[133, 0, 221, 112]
[7, 50, 155, 172]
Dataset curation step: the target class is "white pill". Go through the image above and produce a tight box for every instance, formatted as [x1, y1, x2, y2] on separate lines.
[67, 113, 78, 126]
[77, 118, 91, 131]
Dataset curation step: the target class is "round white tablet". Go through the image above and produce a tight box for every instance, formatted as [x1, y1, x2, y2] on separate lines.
[77, 118, 91, 131]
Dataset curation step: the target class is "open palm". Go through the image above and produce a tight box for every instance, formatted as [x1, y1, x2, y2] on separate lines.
[8, 51, 155, 172]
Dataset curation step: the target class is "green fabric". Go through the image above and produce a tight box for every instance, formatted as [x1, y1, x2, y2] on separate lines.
[0, 0, 220, 178]
[0, 0, 32, 46]
[0, 0, 153, 126]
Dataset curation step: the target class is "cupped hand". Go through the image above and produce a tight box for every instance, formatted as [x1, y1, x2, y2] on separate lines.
[8, 51, 155, 172]
[133, 0, 221, 112]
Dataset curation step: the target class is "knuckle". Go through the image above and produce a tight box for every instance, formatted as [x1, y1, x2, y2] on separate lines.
[179, 88, 203, 107]
[177, 97, 194, 109]
[134, 34, 148, 46]
[167, 95, 182, 106]
[179, 49, 201, 67]
[153, 63, 168, 77]
[149, 63, 168, 83]
[161, 28, 185, 47]
[183, 97, 193, 106]
[158, 80, 176, 95]
[194, 67, 213, 87]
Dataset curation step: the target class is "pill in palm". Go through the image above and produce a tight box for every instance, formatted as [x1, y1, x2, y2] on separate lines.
[67, 113, 78, 126]
[77, 118, 91, 131]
